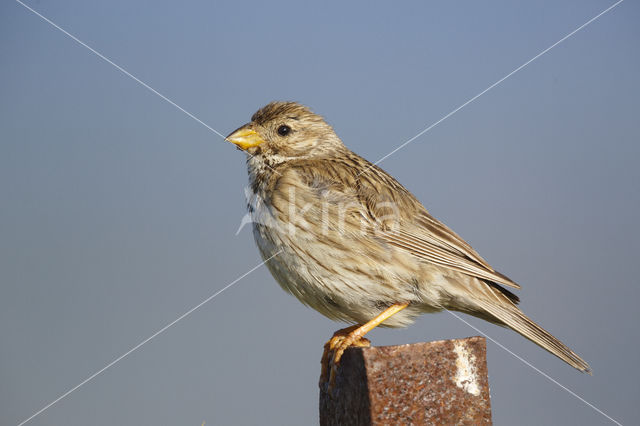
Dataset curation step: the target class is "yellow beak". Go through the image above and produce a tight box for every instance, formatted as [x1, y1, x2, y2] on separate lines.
[225, 126, 265, 150]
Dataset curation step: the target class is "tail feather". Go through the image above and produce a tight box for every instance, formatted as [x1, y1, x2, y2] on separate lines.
[475, 298, 591, 373]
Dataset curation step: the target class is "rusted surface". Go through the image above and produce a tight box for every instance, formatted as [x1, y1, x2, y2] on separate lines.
[319, 336, 492, 425]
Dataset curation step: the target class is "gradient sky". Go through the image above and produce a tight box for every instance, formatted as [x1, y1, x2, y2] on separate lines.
[1, 1, 639, 425]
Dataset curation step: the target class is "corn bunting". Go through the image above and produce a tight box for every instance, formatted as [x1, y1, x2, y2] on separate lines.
[226, 101, 590, 378]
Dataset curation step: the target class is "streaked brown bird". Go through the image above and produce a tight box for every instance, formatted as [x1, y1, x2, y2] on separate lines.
[226, 101, 590, 380]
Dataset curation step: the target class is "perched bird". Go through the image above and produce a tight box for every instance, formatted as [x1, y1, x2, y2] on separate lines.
[225, 101, 590, 378]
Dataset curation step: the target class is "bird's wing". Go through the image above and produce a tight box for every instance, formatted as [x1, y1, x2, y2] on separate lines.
[379, 212, 520, 289]
[284, 158, 520, 289]
[352, 161, 521, 290]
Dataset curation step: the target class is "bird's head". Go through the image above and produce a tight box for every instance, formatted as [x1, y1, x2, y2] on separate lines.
[225, 101, 344, 160]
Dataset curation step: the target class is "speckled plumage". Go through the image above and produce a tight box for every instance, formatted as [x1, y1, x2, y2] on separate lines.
[227, 101, 590, 373]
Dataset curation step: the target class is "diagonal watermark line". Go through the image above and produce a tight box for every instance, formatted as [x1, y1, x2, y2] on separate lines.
[14, 0, 225, 139]
[366, 0, 624, 171]
[14, 1, 284, 171]
[446, 310, 622, 426]
[17, 251, 281, 426]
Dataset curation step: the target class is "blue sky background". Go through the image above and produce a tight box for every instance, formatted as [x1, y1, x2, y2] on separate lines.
[1, 1, 639, 424]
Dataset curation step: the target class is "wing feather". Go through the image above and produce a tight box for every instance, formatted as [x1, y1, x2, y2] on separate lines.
[381, 227, 520, 289]
[287, 156, 521, 290]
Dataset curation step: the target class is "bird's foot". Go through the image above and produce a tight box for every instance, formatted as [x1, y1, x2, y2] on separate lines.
[320, 325, 371, 395]
[320, 304, 410, 396]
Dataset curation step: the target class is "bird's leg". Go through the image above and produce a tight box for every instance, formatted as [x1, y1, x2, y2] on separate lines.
[324, 302, 410, 390]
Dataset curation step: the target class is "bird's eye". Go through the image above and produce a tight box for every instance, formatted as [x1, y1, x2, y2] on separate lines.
[277, 125, 291, 136]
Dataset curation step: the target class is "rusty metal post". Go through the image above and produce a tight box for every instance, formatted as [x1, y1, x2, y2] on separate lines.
[319, 336, 492, 425]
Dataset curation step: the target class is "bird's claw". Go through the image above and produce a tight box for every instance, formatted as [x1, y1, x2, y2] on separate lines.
[320, 326, 371, 397]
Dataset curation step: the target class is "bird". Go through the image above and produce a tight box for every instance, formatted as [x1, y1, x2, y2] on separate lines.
[225, 101, 590, 382]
